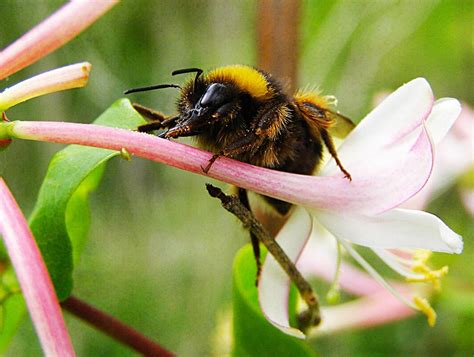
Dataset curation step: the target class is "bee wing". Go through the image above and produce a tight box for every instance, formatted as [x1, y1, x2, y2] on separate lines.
[294, 99, 355, 139]
[325, 110, 355, 139]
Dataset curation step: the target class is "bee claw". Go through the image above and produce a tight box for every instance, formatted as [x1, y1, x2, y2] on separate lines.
[344, 171, 352, 181]
[158, 131, 169, 139]
[201, 154, 220, 174]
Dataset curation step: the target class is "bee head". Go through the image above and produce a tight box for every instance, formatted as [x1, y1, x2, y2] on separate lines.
[167, 82, 236, 138]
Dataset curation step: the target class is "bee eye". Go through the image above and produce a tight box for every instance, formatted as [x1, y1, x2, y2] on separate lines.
[200, 83, 228, 108]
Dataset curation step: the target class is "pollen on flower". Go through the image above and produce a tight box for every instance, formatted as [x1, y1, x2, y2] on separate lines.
[406, 250, 449, 291]
[413, 296, 437, 327]
[413, 249, 432, 263]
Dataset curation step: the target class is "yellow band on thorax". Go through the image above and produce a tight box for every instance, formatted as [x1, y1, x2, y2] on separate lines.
[206, 65, 270, 99]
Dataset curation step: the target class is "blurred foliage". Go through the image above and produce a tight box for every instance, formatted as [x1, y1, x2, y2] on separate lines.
[0, 0, 472, 355]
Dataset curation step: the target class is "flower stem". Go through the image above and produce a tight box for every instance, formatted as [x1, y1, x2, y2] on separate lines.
[0, 178, 74, 356]
[205, 184, 321, 331]
[0, 0, 117, 80]
[61, 295, 175, 357]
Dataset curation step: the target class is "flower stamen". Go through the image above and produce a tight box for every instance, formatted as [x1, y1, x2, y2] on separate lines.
[413, 296, 437, 327]
[406, 250, 449, 291]
[337, 239, 418, 310]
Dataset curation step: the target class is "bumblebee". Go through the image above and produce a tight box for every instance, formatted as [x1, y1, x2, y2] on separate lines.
[125, 65, 353, 274]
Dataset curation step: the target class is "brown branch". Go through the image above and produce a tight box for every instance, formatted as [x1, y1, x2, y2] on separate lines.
[257, 0, 300, 92]
[61, 295, 175, 357]
[205, 184, 320, 331]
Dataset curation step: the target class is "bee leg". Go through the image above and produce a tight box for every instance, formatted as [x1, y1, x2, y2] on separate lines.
[132, 103, 178, 133]
[321, 129, 352, 181]
[132, 103, 167, 122]
[201, 133, 262, 174]
[238, 188, 262, 285]
[138, 122, 166, 133]
[201, 154, 220, 173]
[140, 116, 179, 133]
[222, 133, 262, 157]
[253, 102, 290, 140]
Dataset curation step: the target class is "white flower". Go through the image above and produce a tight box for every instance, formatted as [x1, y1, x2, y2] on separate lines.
[257, 78, 463, 338]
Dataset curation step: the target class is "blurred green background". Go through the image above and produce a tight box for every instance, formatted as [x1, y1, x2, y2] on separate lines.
[1, 0, 473, 355]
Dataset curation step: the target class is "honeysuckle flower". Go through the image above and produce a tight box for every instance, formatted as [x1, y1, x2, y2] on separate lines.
[0, 178, 74, 355]
[258, 78, 463, 338]
[0, 79, 463, 339]
[299, 100, 473, 337]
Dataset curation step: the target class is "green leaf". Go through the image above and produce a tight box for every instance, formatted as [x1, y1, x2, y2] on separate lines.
[0, 99, 145, 350]
[66, 163, 106, 265]
[0, 265, 26, 353]
[232, 245, 316, 356]
[28, 98, 145, 300]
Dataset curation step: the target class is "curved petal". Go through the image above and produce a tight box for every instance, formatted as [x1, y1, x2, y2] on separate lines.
[426, 98, 462, 145]
[322, 78, 434, 176]
[317, 208, 463, 254]
[258, 207, 312, 338]
[401, 99, 463, 210]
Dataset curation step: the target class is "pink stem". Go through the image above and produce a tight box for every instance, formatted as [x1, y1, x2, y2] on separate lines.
[7, 121, 360, 211]
[0, 178, 74, 356]
[7, 119, 433, 216]
[8, 120, 318, 195]
[0, 0, 118, 80]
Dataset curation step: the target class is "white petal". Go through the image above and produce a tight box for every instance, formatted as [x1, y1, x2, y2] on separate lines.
[322, 78, 434, 176]
[258, 206, 313, 338]
[426, 98, 462, 145]
[317, 208, 463, 254]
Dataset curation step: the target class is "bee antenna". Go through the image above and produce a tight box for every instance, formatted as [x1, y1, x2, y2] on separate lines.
[171, 67, 203, 92]
[123, 84, 181, 95]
